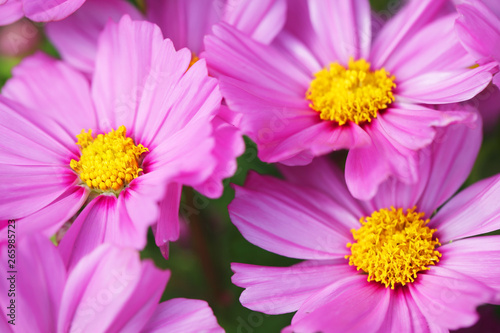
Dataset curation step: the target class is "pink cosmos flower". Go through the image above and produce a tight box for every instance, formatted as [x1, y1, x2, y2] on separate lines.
[0, 15, 235, 267]
[0, 18, 42, 57]
[228, 115, 500, 332]
[45, 0, 285, 206]
[0, 235, 223, 332]
[45, 0, 286, 74]
[0, 0, 85, 25]
[44, 1, 275, 256]
[204, 0, 498, 200]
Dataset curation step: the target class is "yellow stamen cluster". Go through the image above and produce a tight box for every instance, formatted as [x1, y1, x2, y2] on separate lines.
[306, 58, 396, 125]
[70, 125, 148, 193]
[346, 206, 441, 289]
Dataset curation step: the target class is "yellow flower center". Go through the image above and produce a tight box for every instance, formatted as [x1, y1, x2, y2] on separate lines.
[346, 206, 441, 289]
[306, 58, 396, 125]
[70, 125, 148, 194]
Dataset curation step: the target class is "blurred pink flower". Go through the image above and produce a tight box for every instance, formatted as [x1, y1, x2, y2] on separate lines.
[0, 18, 41, 56]
[456, 0, 500, 129]
[456, 0, 500, 84]
[228, 116, 500, 332]
[0, 0, 85, 25]
[204, 0, 498, 200]
[0, 235, 223, 332]
[46, 0, 286, 74]
[0, 16, 231, 267]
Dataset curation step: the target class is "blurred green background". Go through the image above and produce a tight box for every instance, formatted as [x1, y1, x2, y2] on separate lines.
[1, 0, 500, 332]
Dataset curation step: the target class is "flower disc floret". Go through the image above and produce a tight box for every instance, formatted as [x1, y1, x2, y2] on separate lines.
[346, 206, 441, 289]
[306, 58, 396, 125]
[70, 125, 148, 193]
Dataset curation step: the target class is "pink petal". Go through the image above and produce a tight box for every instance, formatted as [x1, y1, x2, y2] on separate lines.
[92, 17, 222, 189]
[0, 309, 12, 331]
[144, 115, 216, 187]
[2, 52, 97, 148]
[22, 0, 85, 22]
[277, 0, 328, 67]
[0, 98, 82, 222]
[396, 62, 496, 104]
[232, 260, 355, 315]
[141, 298, 223, 333]
[408, 266, 494, 331]
[146, 0, 221, 54]
[58, 245, 169, 332]
[193, 108, 245, 199]
[367, 104, 480, 215]
[287, 275, 390, 332]
[0, 235, 65, 332]
[149, 0, 288, 54]
[264, 119, 371, 166]
[128, 52, 219, 147]
[45, 0, 143, 74]
[107, 41, 220, 189]
[59, 187, 159, 269]
[370, 0, 451, 67]
[224, 0, 286, 44]
[430, 174, 500, 243]
[376, 103, 475, 151]
[10, 185, 88, 238]
[0, 94, 78, 165]
[154, 183, 182, 248]
[482, 0, 500, 17]
[0, 0, 23, 25]
[271, 30, 323, 75]
[364, 172, 429, 220]
[494, 71, 500, 86]
[278, 156, 367, 219]
[307, 0, 371, 64]
[204, 22, 311, 97]
[456, 1, 500, 63]
[229, 172, 357, 260]
[0, 164, 78, 221]
[345, 142, 391, 202]
[384, 14, 474, 82]
[91, 15, 168, 134]
[439, 236, 500, 303]
[58, 196, 115, 269]
[106, 262, 169, 332]
[216, 71, 309, 138]
[378, 288, 434, 333]
[122, 175, 164, 236]
[346, 118, 420, 201]
[417, 112, 482, 215]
